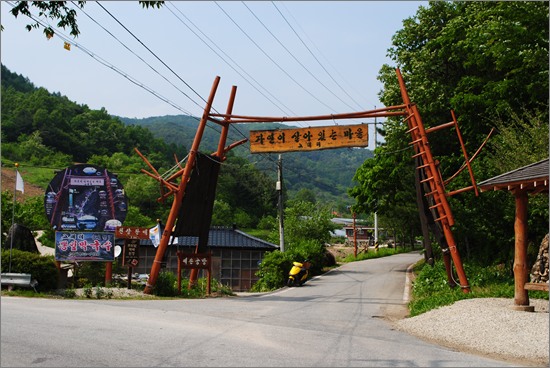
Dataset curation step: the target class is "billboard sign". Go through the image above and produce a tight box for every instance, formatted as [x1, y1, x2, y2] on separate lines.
[44, 164, 128, 232]
[55, 231, 115, 261]
[249, 124, 369, 153]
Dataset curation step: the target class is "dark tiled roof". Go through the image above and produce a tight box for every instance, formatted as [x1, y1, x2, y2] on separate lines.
[478, 159, 549, 194]
[141, 226, 278, 250]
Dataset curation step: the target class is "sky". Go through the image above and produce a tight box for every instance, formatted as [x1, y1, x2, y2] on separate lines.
[1, 1, 426, 148]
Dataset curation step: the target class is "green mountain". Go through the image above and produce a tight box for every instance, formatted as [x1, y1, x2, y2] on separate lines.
[0, 63, 372, 210]
[118, 115, 373, 207]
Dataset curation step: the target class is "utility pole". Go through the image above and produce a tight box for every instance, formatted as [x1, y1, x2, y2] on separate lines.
[277, 154, 284, 252]
[374, 112, 379, 246]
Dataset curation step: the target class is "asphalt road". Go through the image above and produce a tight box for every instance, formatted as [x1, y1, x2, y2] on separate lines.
[1, 251, 515, 367]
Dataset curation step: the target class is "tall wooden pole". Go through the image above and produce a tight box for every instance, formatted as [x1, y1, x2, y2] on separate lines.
[278, 155, 285, 252]
[144, 76, 221, 294]
[513, 190, 532, 310]
[188, 84, 237, 288]
[396, 68, 470, 292]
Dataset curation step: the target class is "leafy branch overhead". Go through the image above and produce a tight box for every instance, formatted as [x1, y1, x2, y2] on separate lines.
[7, 1, 164, 39]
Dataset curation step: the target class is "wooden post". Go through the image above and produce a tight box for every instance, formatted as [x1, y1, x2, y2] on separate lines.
[177, 252, 183, 295]
[512, 190, 534, 311]
[105, 262, 112, 286]
[353, 211, 357, 258]
[143, 76, 220, 295]
[127, 267, 132, 290]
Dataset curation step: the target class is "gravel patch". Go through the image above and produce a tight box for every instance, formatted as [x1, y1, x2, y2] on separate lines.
[393, 298, 549, 366]
[69, 287, 157, 299]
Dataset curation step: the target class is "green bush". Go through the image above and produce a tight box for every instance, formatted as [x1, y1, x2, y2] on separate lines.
[95, 284, 105, 299]
[63, 287, 77, 298]
[83, 283, 93, 298]
[0, 249, 58, 291]
[154, 270, 177, 297]
[251, 238, 331, 292]
[251, 250, 293, 292]
[76, 262, 105, 287]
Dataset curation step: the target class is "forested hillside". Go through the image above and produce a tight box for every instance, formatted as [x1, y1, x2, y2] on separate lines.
[1, 64, 369, 243]
[119, 115, 373, 207]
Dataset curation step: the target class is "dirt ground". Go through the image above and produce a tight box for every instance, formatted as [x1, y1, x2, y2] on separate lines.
[1, 167, 44, 200]
[326, 244, 361, 261]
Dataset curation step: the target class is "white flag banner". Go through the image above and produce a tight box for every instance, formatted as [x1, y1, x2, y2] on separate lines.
[149, 224, 161, 248]
[149, 223, 178, 247]
[16, 171, 24, 193]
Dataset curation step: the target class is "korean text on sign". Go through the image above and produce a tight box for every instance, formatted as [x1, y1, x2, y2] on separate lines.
[249, 124, 368, 153]
[55, 231, 115, 261]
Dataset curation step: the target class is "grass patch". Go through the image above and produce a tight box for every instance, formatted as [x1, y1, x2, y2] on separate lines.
[408, 260, 549, 316]
[340, 246, 412, 263]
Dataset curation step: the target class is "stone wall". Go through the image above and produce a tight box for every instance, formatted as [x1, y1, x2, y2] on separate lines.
[530, 234, 549, 283]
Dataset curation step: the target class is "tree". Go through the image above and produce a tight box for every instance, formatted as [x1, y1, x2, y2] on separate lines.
[277, 200, 337, 247]
[216, 156, 277, 227]
[351, 1, 549, 262]
[6, 1, 163, 39]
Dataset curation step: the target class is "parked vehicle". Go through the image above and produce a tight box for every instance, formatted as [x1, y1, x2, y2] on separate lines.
[287, 260, 311, 287]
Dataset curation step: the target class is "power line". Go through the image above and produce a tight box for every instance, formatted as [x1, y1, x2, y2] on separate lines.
[275, 2, 368, 111]
[76, 2, 200, 118]
[214, 1, 337, 113]
[95, 2, 209, 113]
[242, 2, 358, 112]
[165, 2, 295, 117]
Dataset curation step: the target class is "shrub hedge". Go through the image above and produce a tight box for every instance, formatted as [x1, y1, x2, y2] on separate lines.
[1, 249, 58, 291]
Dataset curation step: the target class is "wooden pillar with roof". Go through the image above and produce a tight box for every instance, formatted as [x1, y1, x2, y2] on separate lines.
[479, 158, 549, 311]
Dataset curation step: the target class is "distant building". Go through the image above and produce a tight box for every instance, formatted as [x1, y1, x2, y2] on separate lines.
[130, 226, 278, 292]
[343, 226, 374, 246]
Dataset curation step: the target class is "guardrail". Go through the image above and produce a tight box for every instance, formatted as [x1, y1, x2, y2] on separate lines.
[1, 273, 38, 292]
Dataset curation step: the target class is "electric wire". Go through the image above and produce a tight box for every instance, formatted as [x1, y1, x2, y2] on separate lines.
[76, 2, 204, 119]
[242, 1, 358, 112]
[276, 2, 369, 110]
[4, 2, 279, 184]
[165, 2, 296, 117]
[214, 1, 338, 113]
[84, 2, 280, 169]
[95, 2, 208, 113]
[9, 2, 374, 185]
[79, 2, 256, 160]
[4, 1, 193, 117]
[92, 2, 282, 165]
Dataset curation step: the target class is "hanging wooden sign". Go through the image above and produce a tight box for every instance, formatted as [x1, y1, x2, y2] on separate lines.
[249, 124, 369, 153]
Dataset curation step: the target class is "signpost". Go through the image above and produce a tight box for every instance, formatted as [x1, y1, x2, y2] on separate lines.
[115, 226, 150, 240]
[249, 124, 368, 153]
[176, 252, 211, 294]
[122, 239, 140, 289]
[115, 226, 148, 289]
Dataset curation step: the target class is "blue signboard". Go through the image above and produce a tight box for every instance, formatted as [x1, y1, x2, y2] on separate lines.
[55, 231, 115, 261]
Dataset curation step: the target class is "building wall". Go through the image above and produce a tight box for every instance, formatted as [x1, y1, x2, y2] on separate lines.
[121, 245, 268, 292]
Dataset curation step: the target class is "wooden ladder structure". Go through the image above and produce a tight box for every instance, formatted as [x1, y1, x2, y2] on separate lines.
[137, 69, 486, 294]
[396, 69, 487, 293]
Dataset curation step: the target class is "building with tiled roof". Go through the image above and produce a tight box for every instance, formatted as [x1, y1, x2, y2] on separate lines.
[131, 225, 278, 292]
